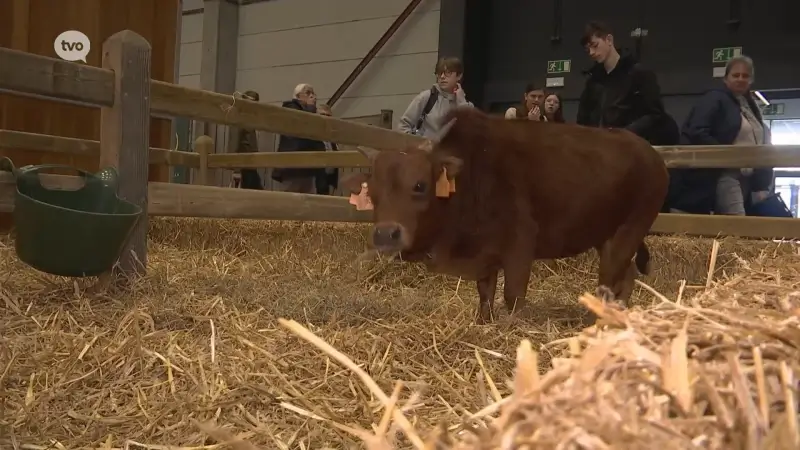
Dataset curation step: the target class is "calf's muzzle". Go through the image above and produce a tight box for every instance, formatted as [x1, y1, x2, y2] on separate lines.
[372, 222, 404, 252]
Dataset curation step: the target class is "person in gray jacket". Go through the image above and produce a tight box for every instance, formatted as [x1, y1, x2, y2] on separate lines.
[398, 57, 473, 140]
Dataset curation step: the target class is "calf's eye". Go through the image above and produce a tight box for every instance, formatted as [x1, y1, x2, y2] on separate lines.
[413, 182, 427, 193]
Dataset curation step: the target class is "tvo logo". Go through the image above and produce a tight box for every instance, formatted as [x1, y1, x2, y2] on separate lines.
[54, 30, 91, 63]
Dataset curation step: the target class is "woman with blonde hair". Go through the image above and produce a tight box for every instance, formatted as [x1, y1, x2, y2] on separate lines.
[671, 55, 776, 215]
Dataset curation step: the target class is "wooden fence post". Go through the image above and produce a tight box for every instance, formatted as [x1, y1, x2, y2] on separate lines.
[195, 135, 213, 185]
[380, 109, 393, 129]
[99, 30, 152, 276]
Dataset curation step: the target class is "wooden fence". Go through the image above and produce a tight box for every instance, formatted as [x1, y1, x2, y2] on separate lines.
[1, 30, 800, 276]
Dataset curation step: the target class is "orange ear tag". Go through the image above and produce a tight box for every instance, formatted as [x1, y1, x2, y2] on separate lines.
[435, 168, 451, 198]
[448, 177, 456, 193]
[349, 182, 374, 210]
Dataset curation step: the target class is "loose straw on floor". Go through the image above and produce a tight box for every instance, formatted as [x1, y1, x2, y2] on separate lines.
[278, 318, 427, 449]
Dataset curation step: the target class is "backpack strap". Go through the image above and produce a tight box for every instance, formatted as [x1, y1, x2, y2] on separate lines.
[414, 86, 439, 132]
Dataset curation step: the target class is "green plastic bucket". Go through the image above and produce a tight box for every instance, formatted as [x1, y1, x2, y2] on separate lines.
[0, 157, 143, 277]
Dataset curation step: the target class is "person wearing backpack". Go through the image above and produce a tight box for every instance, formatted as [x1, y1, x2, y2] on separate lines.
[398, 57, 473, 140]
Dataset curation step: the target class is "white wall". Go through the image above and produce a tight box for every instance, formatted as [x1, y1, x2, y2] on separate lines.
[178, 0, 203, 89]
[235, 0, 441, 125]
[177, 0, 440, 125]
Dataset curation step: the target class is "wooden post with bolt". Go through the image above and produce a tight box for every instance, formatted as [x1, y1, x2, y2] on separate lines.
[99, 30, 152, 276]
[195, 135, 213, 185]
[380, 109, 393, 129]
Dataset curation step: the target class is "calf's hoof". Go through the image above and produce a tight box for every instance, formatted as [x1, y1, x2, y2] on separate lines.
[596, 285, 615, 302]
[505, 298, 528, 315]
[475, 305, 494, 325]
[595, 285, 627, 309]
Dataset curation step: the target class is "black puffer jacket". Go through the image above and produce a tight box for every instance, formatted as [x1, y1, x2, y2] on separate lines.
[271, 99, 327, 183]
[577, 53, 676, 146]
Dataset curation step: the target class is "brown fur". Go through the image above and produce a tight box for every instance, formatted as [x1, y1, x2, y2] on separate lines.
[342, 107, 669, 324]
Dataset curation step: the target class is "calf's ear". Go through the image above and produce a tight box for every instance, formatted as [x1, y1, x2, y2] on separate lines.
[355, 146, 380, 163]
[435, 155, 463, 179]
[340, 173, 371, 195]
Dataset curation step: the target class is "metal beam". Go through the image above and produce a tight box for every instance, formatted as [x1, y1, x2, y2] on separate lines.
[328, 0, 424, 106]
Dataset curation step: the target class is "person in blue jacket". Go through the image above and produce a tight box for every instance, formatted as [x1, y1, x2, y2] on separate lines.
[668, 55, 773, 215]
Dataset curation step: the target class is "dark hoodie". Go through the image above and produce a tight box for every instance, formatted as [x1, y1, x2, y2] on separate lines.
[666, 87, 773, 214]
[271, 99, 327, 183]
[576, 53, 676, 145]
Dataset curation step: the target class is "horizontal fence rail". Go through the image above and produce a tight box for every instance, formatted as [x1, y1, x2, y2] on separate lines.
[657, 145, 800, 169]
[205, 145, 800, 169]
[2, 171, 799, 239]
[4, 129, 800, 171]
[0, 172, 364, 222]
[207, 150, 370, 169]
[0, 130, 199, 167]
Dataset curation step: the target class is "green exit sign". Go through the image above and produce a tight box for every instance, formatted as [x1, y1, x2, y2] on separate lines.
[547, 59, 571, 74]
[712, 47, 742, 63]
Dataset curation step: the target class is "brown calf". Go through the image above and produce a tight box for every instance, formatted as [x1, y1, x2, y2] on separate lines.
[343, 107, 669, 324]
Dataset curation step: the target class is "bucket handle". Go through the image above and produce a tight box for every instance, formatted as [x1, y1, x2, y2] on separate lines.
[16, 164, 119, 191]
[16, 164, 96, 192]
[0, 157, 17, 177]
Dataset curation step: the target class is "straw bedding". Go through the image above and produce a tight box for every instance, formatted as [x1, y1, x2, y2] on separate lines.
[0, 217, 797, 449]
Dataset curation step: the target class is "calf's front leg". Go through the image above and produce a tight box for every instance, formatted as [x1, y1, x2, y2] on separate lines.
[595, 242, 637, 308]
[475, 270, 498, 324]
[502, 225, 536, 316]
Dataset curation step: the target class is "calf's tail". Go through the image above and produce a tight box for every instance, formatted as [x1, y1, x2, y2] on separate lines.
[634, 242, 651, 275]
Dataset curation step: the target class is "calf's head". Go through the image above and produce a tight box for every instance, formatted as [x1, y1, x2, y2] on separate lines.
[343, 146, 462, 254]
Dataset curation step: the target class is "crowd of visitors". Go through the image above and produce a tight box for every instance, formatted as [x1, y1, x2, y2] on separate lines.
[231, 20, 787, 218]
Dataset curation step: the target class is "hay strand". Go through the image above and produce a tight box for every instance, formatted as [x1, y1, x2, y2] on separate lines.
[278, 318, 426, 449]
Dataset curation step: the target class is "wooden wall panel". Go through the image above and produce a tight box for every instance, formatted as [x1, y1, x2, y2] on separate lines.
[0, 0, 179, 230]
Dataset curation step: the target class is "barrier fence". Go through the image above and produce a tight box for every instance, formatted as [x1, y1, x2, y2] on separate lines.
[1, 30, 800, 276]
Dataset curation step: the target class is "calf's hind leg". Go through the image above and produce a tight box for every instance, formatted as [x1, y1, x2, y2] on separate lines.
[502, 217, 537, 317]
[475, 270, 498, 324]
